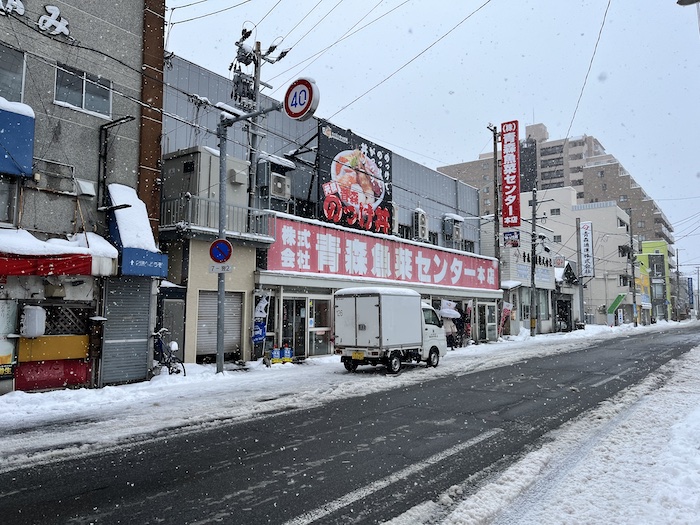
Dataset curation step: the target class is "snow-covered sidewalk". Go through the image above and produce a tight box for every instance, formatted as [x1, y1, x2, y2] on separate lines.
[2, 320, 699, 524]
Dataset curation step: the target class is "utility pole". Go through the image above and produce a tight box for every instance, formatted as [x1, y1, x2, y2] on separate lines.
[676, 249, 681, 321]
[487, 124, 501, 338]
[629, 211, 637, 326]
[530, 187, 537, 337]
[576, 217, 586, 328]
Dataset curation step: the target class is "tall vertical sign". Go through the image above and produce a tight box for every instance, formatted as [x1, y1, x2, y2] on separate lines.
[579, 221, 595, 277]
[500, 120, 521, 227]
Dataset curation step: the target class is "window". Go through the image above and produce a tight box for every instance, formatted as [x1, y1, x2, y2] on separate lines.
[553, 235, 562, 243]
[576, 192, 584, 199]
[598, 170, 605, 178]
[55, 64, 111, 117]
[541, 157, 564, 168]
[482, 186, 490, 194]
[571, 178, 584, 186]
[637, 220, 645, 229]
[540, 145, 564, 156]
[0, 43, 24, 102]
[550, 208, 561, 216]
[619, 194, 628, 202]
[602, 183, 607, 191]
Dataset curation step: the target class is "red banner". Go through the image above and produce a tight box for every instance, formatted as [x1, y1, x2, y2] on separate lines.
[267, 217, 499, 290]
[501, 120, 521, 227]
[0, 254, 92, 276]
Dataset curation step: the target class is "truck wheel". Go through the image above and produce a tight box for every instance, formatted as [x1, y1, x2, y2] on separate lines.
[344, 360, 358, 372]
[386, 352, 402, 374]
[427, 348, 440, 368]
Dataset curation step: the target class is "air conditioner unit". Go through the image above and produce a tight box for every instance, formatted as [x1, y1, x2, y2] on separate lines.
[391, 202, 399, 235]
[413, 209, 428, 240]
[270, 173, 291, 200]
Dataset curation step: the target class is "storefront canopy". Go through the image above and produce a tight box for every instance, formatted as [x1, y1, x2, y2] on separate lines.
[0, 229, 118, 276]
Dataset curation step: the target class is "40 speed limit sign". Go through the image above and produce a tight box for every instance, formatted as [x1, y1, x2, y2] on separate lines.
[284, 78, 319, 121]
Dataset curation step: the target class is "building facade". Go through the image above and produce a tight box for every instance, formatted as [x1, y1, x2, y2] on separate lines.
[160, 55, 503, 363]
[0, 1, 167, 393]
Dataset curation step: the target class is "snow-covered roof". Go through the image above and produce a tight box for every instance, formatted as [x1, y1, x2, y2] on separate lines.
[0, 229, 117, 258]
[0, 96, 34, 118]
[258, 151, 296, 169]
[501, 280, 522, 289]
[108, 184, 158, 252]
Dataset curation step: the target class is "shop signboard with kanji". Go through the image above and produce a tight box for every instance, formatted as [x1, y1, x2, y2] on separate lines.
[500, 120, 521, 227]
[579, 220, 595, 277]
[317, 121, 392, 235]
[267, 217, 499, 291]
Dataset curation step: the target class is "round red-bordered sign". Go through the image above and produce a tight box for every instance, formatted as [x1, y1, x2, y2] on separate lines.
[210, 239, 233, 263]
[284, 78, 319, 121]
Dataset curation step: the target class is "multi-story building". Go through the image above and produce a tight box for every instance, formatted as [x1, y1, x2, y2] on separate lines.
[0, 1, 167, 393]
[438, 123, 674, 323]
[160, 54, 504, 363]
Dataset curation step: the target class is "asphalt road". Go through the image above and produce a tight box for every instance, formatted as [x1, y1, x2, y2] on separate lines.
[2, 325, 698, 524]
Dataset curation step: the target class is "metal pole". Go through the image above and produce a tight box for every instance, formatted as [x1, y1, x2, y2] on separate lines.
[629, 211, 637, 326]
[489, 124, 502, 338]
[676, 249, 681, 321]
[530, 188, 537, 337]
[216, 116, 227, 374]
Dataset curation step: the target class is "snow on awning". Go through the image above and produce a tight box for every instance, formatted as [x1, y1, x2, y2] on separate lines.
[501, 280, 522, 290]
[0, 96, 35, 177]
[0, 229, 118, 276]
[258, 151, 296, 170]
[107, 184, 168, 277]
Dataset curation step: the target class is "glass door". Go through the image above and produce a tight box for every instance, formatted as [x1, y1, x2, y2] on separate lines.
[308, 298, 331, 356]
[282, 298, 306, 358]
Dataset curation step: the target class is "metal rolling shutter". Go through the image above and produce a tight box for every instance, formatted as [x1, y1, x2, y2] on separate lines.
[100, 277, 152, 385]
[196, 291, 242, 355]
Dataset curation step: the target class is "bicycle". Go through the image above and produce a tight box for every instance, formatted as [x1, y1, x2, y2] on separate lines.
[151, 328, 186, 376]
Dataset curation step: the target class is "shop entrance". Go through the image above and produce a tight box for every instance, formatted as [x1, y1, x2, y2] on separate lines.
[282, 296, 333, 358]
[282, 298, 306, 358]
[477, 303, 498, 342]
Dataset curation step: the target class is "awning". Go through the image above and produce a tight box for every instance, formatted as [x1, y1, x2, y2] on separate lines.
[0, 229, 118, 276]
[501, 280, 522, 290]
[259, 151, 296, 170]
[107, 184, 168, 278]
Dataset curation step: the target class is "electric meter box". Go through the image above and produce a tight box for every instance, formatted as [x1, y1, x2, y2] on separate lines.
[20, 306, 46, 338]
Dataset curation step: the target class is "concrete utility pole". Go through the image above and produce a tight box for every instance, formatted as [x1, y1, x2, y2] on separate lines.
[216, 102, 282, 373]
[487, 124, 501, 338]
[629, 211, 637, 327]
[530, 188, 537, 337]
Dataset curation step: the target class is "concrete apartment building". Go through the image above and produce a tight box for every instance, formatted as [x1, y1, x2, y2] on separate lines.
[438, 123, 676, 323]
[437, 123, 674, 260]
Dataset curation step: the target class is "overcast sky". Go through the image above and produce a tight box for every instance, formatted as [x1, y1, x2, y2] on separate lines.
[165, 1, 700, 275]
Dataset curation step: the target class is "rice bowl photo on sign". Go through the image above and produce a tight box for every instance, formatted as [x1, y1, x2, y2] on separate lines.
[330, 149, 385, 208]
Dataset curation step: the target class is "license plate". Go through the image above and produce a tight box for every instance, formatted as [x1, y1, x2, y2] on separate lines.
[352, 351, 364, 360]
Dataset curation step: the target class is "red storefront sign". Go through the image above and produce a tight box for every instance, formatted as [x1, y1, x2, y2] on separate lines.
[267, 217, 499, 290]
[0, 253, 92, 275]
[501, 120, 521, 227]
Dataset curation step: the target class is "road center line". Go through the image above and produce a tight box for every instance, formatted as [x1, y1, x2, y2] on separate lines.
[592, 367, 636, 388]
[282, 428, 503, 525]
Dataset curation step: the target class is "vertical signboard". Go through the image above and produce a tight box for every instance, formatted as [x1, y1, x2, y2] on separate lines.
[500, 120, 521, 227]
[317, 121, 393, 234]
[579, 221, 595, 277]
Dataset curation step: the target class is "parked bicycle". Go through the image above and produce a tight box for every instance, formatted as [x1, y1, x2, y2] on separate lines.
[151, 328, 186, 376]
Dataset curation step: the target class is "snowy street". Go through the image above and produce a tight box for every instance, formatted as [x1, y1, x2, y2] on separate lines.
[2, 321, 699, 524]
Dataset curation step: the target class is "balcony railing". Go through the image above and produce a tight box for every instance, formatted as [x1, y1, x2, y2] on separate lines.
[160, 194, 276, 242]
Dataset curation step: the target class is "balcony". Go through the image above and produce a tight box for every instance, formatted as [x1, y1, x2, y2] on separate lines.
[159, 194, 276, 243]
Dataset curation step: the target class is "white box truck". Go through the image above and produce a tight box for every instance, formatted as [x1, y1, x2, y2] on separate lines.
[333, 287, 448, 374]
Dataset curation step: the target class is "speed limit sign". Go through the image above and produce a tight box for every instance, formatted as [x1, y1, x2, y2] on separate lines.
[284, 78, 319, 121]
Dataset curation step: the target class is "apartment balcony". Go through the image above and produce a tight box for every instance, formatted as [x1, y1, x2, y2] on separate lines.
[159, 194, 276, 244]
